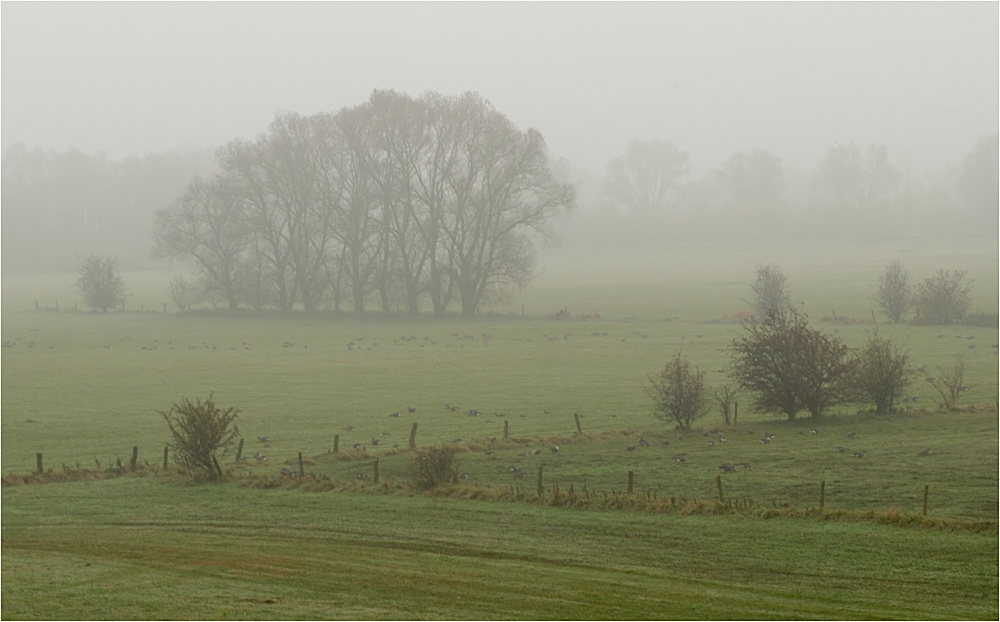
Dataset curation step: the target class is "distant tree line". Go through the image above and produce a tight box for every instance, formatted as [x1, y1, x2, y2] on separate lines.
[152, 90, 575, 315]
[1, 144, 215, 273]
[566, 133, 999, 249]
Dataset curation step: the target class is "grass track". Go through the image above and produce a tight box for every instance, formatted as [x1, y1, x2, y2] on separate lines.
[2, 479, 997, 620]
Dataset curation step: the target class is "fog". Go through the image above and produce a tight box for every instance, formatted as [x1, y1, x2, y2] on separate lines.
[2, 2, 997, 276]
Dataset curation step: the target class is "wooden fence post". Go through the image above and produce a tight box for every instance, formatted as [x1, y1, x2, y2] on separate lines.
[820, 480, 825, 510]
[716, 474, 724, 502]
[334, 434, 339, 453]
[298, 452, 305, 478]
[163, 302, 167, 314]
[503, 419, 509, 442]
[922, 485, 928, 517]
[373, 457, 379, 484]
[130, 446, 138, 471]
[235, 438, 244, 463]
[627, 470, 634, 494]
[36, 452, 43, 474]
[574, 413, 583, 435]
[537, 466, 543, 496]
[734, 401, 738, 424]
[163, 445, 169, 469]
[409, 422, 418, 449]
[212, 456, 223, 480]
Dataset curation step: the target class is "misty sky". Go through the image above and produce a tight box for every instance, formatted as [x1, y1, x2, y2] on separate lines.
[2, 2, 997, 177]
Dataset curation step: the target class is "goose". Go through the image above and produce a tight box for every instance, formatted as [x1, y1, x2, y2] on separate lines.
[626, 445, 636, 451]
[532, 449, 543, 455]
[661, 439, 670, 447]
[718, 463, 736, 472]
[550, 446, 559, 453]
[706, 440, 715, 447]
[852, 451, 865, 458]
[673, 454, 687, 463]
[257, 436, 270, 443]
[836, 446, 849, 452]
[389, 412, 401, 418]
[845, 431, 856, 439]
[918, 448, 931, 456]
[408, 406, 417, 413]
[638, 437, 652, 447]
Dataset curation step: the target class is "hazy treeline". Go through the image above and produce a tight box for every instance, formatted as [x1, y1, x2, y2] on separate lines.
[152, 90, 574, 315]
[1, 145, 216, 273]
[554, 133, 998, 250]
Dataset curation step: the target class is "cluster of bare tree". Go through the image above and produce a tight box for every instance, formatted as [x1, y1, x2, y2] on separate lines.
[153, 90, 574, 315]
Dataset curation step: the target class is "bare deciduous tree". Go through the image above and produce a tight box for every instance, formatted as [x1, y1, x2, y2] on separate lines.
[712, 384, 740, 426]
[604, 139, 690, 212]
[747, 264, 791, 320]
[153, 175, 252, 311]
[926, 355, 969, 410]
[873, 260, 914, 323]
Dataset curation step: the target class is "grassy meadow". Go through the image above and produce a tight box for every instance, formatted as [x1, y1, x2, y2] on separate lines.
[2, 238, 998, 619]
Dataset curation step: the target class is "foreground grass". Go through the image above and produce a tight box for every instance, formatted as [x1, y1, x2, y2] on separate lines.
[2, 478, 997, 620]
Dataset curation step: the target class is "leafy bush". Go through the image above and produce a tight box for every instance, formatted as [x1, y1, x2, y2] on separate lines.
[646, 353, 709, 430]
[849, 332, 913, 414]
[914, 269, 973, 325]
[729, 308, 852, 419]
[160, 394, 241, 481]
[77, 254, 127, 312]
[408, 446, 457, 490]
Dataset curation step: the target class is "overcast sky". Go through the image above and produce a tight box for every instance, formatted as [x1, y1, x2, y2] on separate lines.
[2, 2, 997, 176]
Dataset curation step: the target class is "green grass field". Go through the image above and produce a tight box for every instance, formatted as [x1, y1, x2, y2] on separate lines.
[2, 239, 998, 619]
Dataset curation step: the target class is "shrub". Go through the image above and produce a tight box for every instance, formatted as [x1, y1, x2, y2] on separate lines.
[873, 260, 913, 323]
[646, 352, 709, 430]
[729, 308, 852, 419]
[914, 269, 973, 325]
[747, 264, 791, 320]
[849, 332, 913, 414]
[160, 394, 241, 481]
[925, 355, 969, 410]
[77, 254, 127, 312]
[712, 384, 740, 425]
[408, 446, 457, 490]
